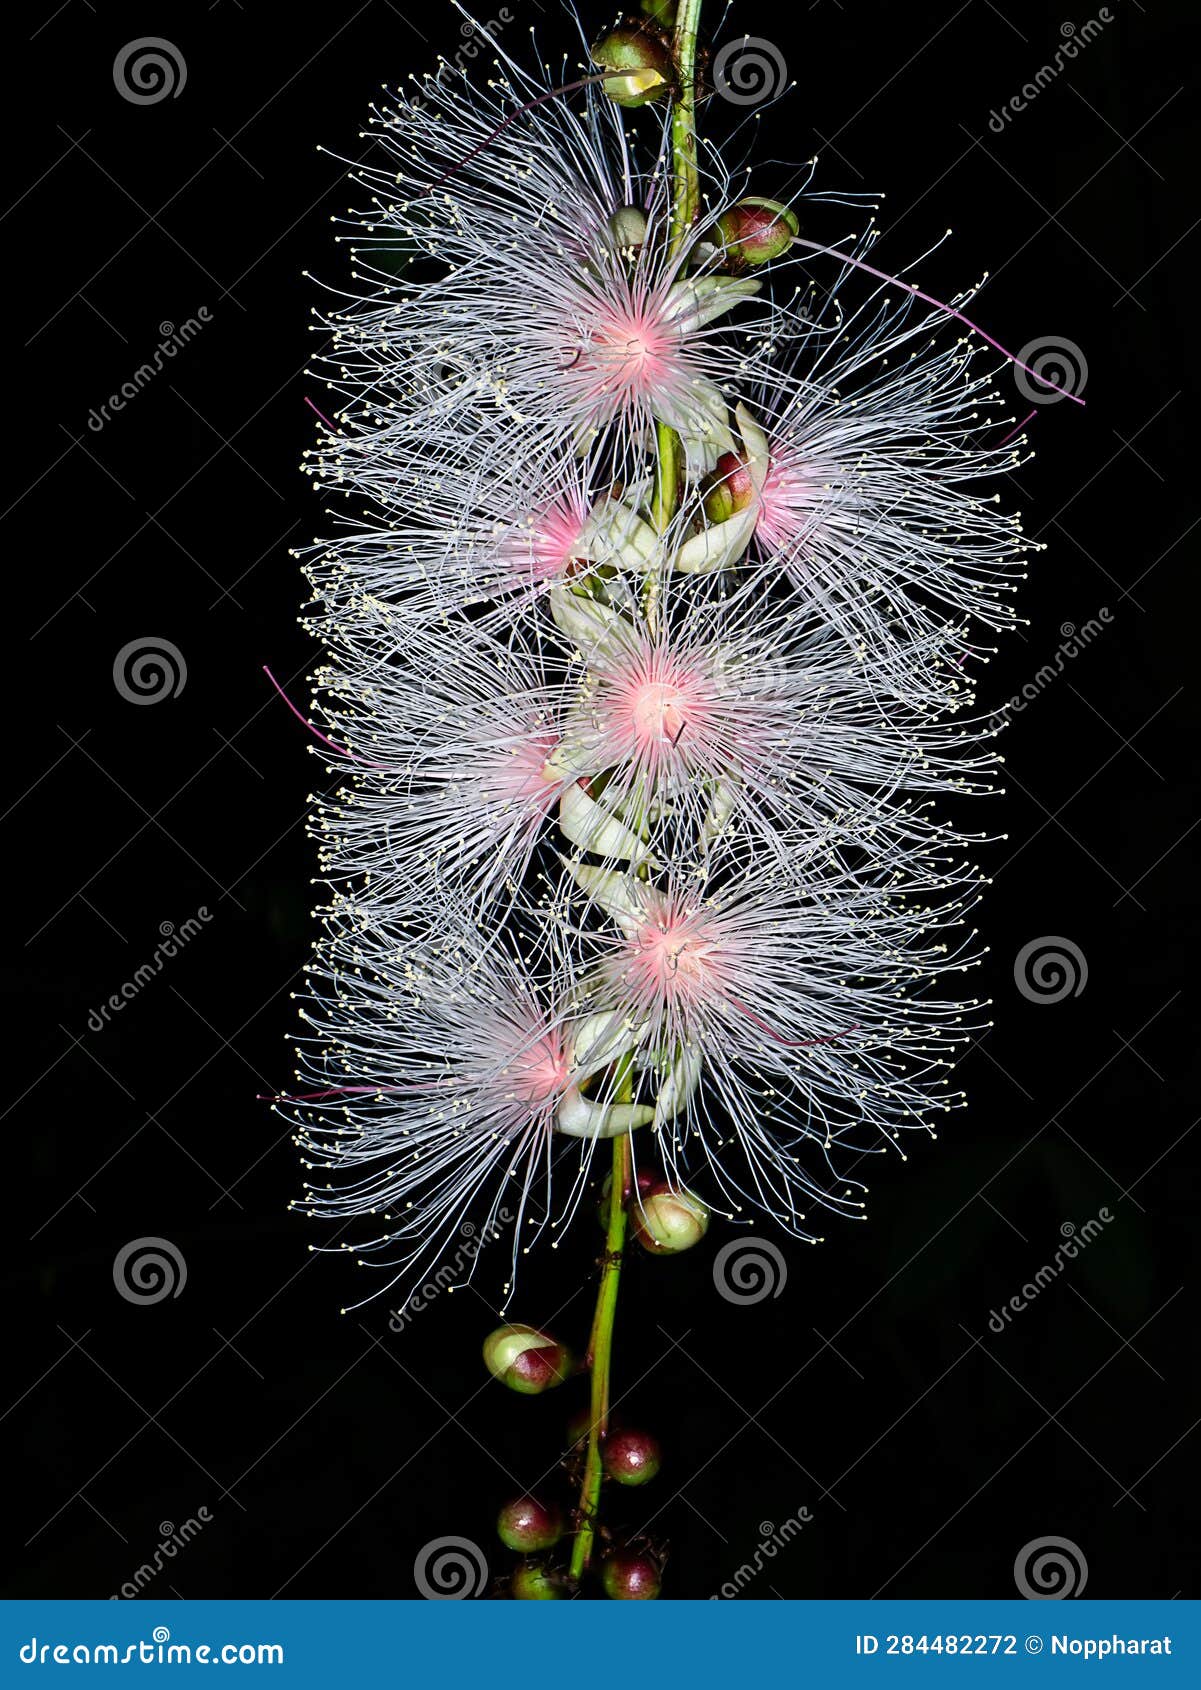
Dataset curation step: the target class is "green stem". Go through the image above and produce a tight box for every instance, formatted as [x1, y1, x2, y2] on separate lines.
[668, 0, 703, 258]
[569, 1130, 632, 1581]
[570, 0, 705, 1587]
[647, 0, 703, 604]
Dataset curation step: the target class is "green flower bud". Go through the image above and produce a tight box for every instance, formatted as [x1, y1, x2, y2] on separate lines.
[497, 1496, 564, 1552]
[591, 19, 673, 108]
[511, 1561, 566, 1600]
[482, 1323, 572, 1394]
[714, 197, 800, 270]
[701, 451, 756, 524]
[631, 1187, 710, 1256]
[602, 1548, 662, 1599]
[640, 0, 677, 26]
[607, 205, 649, 253]
[602, 1427, 661, 1486]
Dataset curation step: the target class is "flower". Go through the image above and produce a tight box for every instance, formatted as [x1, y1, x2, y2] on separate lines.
[286, 11, 1036, 1305]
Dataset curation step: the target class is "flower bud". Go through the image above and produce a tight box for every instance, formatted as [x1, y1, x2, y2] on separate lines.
[597, 1165, 657, 1227]
[602, 1548, 661, 1600]
[482, 1323, 572, 1395]
[631, 1187, 710, 1256]
[497, 1495, 564, 1553]
[641, 0, 677, 25]
[607, 205, 649, 254]
[591, 19, 673, 108]
[701, 451, 756, 524]
[714, 197, 799, 270]
[602, 1427, 661, 1487]
[511, 1561, 566, 1600]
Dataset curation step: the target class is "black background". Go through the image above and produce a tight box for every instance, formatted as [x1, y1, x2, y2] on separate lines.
[6, 0, 1198, 1601]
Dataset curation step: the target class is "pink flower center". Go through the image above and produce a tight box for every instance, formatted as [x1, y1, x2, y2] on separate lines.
[619, 897, 726, 1017]
[498, 495, 588, 591]
[630, 679, 690, 747]
[603, 652, 714, 768]
[506, 1035, 570, 1105]
[756, 451, 819, 551]
[477, 729, 560, 812]
[577, 299, 677, 409]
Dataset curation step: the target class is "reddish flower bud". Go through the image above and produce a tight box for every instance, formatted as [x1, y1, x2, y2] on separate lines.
[603, 1427, 661, 1486]
[602, 1548, 662, 1600]
[511, 1561, 566, 1600]
[497, 1495, 564, 1552]
[714, 197, 800, 270]
[591, 19, 673, 108]
[483, 1323, 572, 1395]
[597, 1165, 657, 1227]
[702, 451, 756, 524]
[631, 1187, 710, 1256]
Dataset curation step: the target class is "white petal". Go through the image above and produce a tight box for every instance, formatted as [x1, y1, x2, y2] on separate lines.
[555, 1085, 654, 1139]
[559, 783, 654, 865]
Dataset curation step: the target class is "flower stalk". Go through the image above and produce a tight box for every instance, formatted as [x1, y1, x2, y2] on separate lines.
[569, 1128, 632, 1580]
[569, 0, 706, 1587]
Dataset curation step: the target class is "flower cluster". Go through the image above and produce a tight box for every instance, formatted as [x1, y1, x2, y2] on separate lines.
[282, 18, 1033, 1309]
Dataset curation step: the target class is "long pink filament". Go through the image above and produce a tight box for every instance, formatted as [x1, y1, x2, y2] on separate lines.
[791, 237, 1086, 407]
[262, 665, 383, 766]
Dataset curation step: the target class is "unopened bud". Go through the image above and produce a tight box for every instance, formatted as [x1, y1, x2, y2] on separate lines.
[497, 1495, 564, 1552]
[640, 0, 677, 25]
[714, 197, 799, 270]
[631, 1187, 710, 1255]
[511, 1561, 566, 1600]
[607, 205, 649, 253]
[602, 1548, 662, 1600]
[603, 1427, 661, 1487]
[591, 19, 673, 107]
[597, 1165, 657, 1227]
[482, 1323, 572, 1395]
[702, 451, 756, 524]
